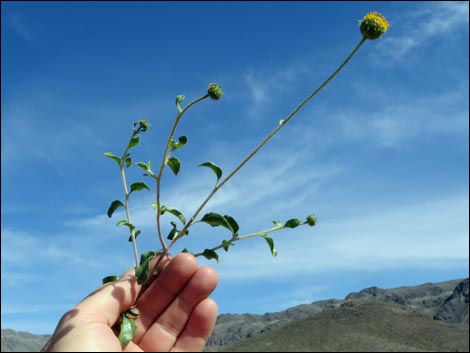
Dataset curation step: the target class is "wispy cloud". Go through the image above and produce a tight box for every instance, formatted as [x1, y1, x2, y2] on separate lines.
[1, 13, 33, 42]
[209, 192, 469, 281]
[242, 63, 311, 118]
[337, 86, 468, 148]
[372, 2, 469, 65]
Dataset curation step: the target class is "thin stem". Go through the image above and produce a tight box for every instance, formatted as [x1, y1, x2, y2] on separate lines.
[119, 130, 142, 267]
[168, 37, 367, 250]
[120, 165, 140, 267]
[154, 94, 210, 251]
[193, 224, 293, 257]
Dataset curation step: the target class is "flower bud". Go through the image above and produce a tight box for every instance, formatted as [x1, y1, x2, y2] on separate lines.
[207, 83, 223, 100]
[306, 214, 317, 227]
[359, 12, 389, 40]
[138, 119, 151, 132]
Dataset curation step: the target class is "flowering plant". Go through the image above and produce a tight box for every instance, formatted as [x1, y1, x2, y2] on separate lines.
[103, 12, 389, 347]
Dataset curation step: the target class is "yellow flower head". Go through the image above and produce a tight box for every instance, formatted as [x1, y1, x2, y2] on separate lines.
[360, 12, 389, 40]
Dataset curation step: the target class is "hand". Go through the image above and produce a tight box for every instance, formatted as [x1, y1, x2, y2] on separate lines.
[42, 253, 219, 352]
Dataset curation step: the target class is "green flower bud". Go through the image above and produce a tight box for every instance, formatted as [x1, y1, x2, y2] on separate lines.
[137, 119, 151, 132]
[306, 214, 317, 227]
[359, 12, 389, 40]
[207, 83, 223, 100]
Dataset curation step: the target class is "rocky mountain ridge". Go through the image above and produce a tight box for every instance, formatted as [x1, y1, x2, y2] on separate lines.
[2, 278, 468, 352]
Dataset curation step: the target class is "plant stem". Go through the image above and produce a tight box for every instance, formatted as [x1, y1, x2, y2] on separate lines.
[120, 132, 141, 267]
[193, 224, 298, 256]
[154, 94, 209, 251]
[169, 37, 367, 248]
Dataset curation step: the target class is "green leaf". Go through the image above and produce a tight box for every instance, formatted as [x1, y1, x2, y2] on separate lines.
[181, 248, 192, 254]
[284, 218, 302, 228]
[160, 205, 186, 225]
[199, 161, 222, 182]
[135, 251, 157, 285]
[124, 308, 140, 317]
[273, 220, 283, 229]
[200, 212, 238, 235]
[130, 182, 151, 193]
[102, 275, 120, 284]
[136, 161, 153, 173]
[223, 215, 239, 235]
[176, 94, 185, 113]
[128, 136, 140, 149]
[167, 157, 181, 175]
[167, 224, 178, 240]
[116, 220, 135, 231]
[139, 250, 157, 264]
[128, 229, 141, 242]
[118, 315, 137, 348]
[201, 249, 220, 263]
[104, 152, 121, 166]
[170, 136, 188, 151]
[107, 200, 125, 218]
[222, 239, 234, 252]
[125, 156, 132, 168]
[263, 236, 278, 257]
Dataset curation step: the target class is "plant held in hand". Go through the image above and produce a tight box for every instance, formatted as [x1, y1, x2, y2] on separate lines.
[103, 11, 389, 347]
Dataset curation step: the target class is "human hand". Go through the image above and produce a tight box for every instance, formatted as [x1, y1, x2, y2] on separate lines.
[42, 253, 219, 352]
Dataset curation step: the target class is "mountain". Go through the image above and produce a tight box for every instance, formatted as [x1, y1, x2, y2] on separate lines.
[205, 278, 468, 350]
[0, 329, 50, 353]
[219, 302, 469, 352]
[2, 278, 468, 352]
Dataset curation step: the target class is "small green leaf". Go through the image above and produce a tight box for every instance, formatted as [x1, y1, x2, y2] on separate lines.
[160, 205, 187, 224]
[128, 136, 140, 149]
[284, 218, 302, 228]
[273, 220, 283, 229]
[170, 136, 188, 151]
[139, 250, 157, 264]
[222, 239, 234, 252]
[199, 161, 222, 182]
[102, 275, 120, 284]
[104, 152, 121, 166]
[118, 315, 137, 348]
[202, 249, 220, 263]
[224, 215, 239, 235]
[116, 220, 135, 231]
[130, 182, 151, 193]
[167, 221, 178, 240]
[263, 236, 278, 257]
[125, 308, 140, 317]
[128, 229, 141, 242]
[181, 248, 193, 254]
[176, 94, 185, 112]
[107, 200, 125, 218]
[167, 157, 181, 175]
[125, 156, 132, 168]
[135, 251, 157, 285]
[200, 213, 238, 235]
[136, 161, 153, 173]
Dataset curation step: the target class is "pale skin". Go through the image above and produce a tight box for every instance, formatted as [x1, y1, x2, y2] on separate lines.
[42, 253, 219, 352]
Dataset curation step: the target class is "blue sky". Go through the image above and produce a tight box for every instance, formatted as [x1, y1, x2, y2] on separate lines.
[1, 1, 469, 335]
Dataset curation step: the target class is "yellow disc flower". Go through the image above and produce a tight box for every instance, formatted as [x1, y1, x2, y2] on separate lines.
[360, 12, 390, 40]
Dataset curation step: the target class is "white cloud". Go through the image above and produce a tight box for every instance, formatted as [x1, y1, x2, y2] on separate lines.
[373, 2, 469, 64]
[337, 87, 468, 148]
[209, 193, 469, 281]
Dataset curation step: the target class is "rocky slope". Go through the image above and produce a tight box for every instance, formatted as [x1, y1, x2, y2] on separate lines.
[2, 278, 468, 352]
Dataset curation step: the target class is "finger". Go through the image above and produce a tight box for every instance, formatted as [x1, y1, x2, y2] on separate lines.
[74, 252, 172, 329]
[132, 253, 199, 340]
[75, 268, 141, 327]
[171, 298, 218, 352]
[138, 265, 219, 351]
